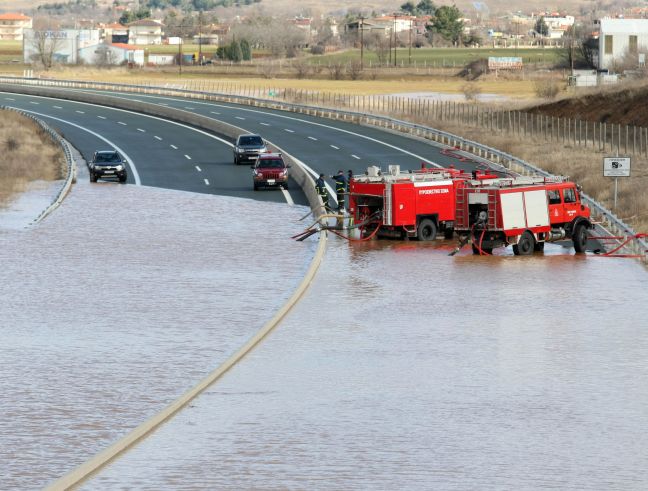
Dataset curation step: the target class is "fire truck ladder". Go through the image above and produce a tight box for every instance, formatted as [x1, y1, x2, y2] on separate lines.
[383, 182, 393, 226]
[487, 190, 498, 228]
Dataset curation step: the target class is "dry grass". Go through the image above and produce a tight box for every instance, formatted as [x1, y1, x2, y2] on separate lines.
[413, 116, 648, 233]
[40, 65, 540, 98]
[0, 110, 65, 207]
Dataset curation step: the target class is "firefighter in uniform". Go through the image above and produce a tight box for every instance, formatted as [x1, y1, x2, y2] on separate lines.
[315, 173, 329, 211]
[332, 170, 347, 212]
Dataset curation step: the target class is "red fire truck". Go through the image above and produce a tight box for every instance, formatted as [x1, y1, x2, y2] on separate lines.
[349, 165, 495, 240]
[454, 176, 592, 255]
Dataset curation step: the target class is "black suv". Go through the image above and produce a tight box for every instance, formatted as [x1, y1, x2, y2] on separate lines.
[234, 134, 267, 165]
[89, 150, 128, 183]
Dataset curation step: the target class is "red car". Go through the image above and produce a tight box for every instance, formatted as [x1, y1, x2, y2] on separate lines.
[252, 153, 291, 190]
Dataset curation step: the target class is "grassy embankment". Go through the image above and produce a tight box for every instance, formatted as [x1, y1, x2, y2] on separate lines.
[0, 110, 65, 207]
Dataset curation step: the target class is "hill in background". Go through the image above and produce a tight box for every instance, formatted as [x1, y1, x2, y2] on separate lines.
[0, 0, 596, 17]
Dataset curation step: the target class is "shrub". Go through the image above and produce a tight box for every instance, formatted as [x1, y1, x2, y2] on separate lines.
[461, 83, 481, 101]
[534, 79, 561, 99]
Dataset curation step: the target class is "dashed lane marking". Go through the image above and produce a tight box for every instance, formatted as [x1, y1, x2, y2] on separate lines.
[97, 115, 107, 119]
[16, 108, 141, 186]
[204, 179, 210, 185]
[29, 101, 39, 104]
[352, 154, 361, 160]
[308, 136, 318, 141]
[53, 105, 62, 109]
[285, 129, 295, 133]
[75, 110, 85, 114]
[170, 144, 178, 149]
[154, 135, 162, 140]
[137, 128, 146, 132]
[259, 122, 270, 126]
[210, 111, 220, 115]
[330, 145, 340, 150]
[185, 154, 192, 160]
[4, 97, 15, 101]
[235, 116, 245, 120]
[118, 121, 127, 125]
[195, 166, 202, 172]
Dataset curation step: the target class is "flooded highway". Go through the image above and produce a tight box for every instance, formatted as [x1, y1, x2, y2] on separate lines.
[87, 238, 648, 489]
[0, 181, 316, 490]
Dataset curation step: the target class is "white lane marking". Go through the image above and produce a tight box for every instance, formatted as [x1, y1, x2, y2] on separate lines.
[352, 154, 361, 160]
[235, 116, 245, 120]
[184, 154, 192, 160]
[204, 179, 210, 185]
[29, 101, 39, 105]
[4, 93, 237, 181]
[184, 106, 195, 110]
[154, 135, 162, 140]
[108, 93, 442, 167]
[284, 129, 295, 133]
[308, 136, 318, 141]
[16, 108, 141, 185]
[5, 97, 15, 101]
[330, 145, 340, 150]
[281, 187, 294, 206]
[75, 110, 85, 114]
[97, 115, 107, 119]
[118, 121, 127, 125]
[210, 111, 220, 115]
[259, 122, 270, 126]
[195, 166, 202, 172]
[159, 103, 168, 106]
[137, 128, 146, 132]
[53, 105, 62, 109]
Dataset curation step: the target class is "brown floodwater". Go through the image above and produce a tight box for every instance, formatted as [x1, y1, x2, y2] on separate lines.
[86, 237, 648, 490]
[0, 181, 316, 490]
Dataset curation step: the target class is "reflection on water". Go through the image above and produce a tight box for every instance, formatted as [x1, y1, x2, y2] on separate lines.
[89, 238, 648, 490]
[0, 182, 315, 490]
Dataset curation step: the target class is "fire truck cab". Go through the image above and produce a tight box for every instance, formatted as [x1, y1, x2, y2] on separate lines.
[455, 176, 593, 255]
[349, 165, 477, 240]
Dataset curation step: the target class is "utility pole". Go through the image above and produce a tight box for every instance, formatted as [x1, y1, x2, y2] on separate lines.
[393, 15, 397, 67]
[409, 17, 412, 66]
[198, 11, 203, 65]
[359, 16, 365, 70]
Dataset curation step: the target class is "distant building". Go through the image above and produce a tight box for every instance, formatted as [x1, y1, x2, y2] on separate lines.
[102, 22, 129, 44]
[78, 42, 144, 66]
[127, 19, 164, 45]
[598, 18, 648, 70]
[0, 13, 32, 41]
[23, 29, 101, 64]
[534, 13, 574, 39]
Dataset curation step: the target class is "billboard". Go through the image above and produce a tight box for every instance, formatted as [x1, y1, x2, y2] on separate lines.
[488, 57, 523, 70]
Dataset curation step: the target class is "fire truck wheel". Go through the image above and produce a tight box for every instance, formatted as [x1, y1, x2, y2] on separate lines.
[513, 231, 535, 256]
[417, 219, 437, 241]
[573, 224, 588, 253]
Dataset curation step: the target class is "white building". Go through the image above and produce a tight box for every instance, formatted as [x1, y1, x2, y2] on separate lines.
[599, 18, 648, 71]
[23, 29, 101, 64]
[78, 42, 144, 66]
[0, 13, 32, 41]
[127, 19, 164, 45]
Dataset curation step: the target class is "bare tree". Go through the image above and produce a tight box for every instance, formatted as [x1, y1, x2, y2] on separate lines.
[30, 31, 65, 70]
[347, 60, 363, 80]
[367, 31, 389, 65]
[327, 61, 346, 80]
[94, 44, 117, 67]
[293, 60, 311, 79]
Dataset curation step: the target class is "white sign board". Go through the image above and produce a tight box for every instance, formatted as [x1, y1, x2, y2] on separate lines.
[603, 157, 631, 177]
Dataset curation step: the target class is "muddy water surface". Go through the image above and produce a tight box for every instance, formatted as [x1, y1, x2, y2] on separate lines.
[88, 239, 648, 490]
[0, 182, 315, 490]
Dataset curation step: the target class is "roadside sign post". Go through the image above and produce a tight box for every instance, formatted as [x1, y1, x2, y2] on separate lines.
[603, 157, 631, 209]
